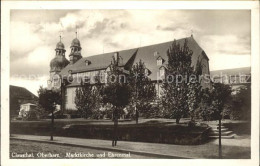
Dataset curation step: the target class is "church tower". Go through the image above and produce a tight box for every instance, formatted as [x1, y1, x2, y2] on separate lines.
[69, 31, 82, 64]
[49, 36, 69, 89]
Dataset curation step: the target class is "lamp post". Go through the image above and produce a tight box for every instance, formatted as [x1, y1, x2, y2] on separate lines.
[219, 110, 222, 158]
[47, 80, 54, 141]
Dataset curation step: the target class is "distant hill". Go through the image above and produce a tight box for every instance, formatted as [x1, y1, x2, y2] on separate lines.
[210, 67, 251, 76]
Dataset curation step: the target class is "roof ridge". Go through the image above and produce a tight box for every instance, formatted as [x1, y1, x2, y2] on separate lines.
[10, 85, 27, 89]
[84, 36, 192, 59]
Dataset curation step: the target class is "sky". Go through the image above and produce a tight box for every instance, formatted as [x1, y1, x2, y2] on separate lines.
[10, 10, 251, 95]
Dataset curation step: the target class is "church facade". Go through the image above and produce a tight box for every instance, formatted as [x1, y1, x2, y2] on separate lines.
[48, 35, 210, 113]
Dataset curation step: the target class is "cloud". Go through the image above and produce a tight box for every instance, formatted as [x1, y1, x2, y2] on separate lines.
[10, 75, 49, 96]
[10, 46, 54, 76]
[199, 34, 251, 57]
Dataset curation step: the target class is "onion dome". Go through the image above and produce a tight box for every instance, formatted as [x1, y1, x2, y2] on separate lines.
[56, 41, 65, 50]
[71, 38, 81, 48]
[50, 56, 69, 72]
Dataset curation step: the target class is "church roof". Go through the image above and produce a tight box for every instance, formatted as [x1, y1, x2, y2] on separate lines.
[60, 36, 208, 84]
[56, 41, 65, 50]
[60, 48, 138, 76]
[50, 55, 70, 72]
[132, 37, 205, 80]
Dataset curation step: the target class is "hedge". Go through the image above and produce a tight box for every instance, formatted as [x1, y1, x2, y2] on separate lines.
[10, 121, 210, 145]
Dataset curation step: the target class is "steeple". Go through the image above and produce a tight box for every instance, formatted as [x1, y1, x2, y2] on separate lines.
[50, 35, 69, 74]
[69, 26, 82, 64]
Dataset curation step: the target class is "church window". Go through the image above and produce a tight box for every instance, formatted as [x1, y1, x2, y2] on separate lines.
[159, 67, 165, 79]
[72, 89, 75, 104]
[65, 89, 68, 104]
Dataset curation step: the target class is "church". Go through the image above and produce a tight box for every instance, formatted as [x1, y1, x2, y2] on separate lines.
[48, 34, 210, 113]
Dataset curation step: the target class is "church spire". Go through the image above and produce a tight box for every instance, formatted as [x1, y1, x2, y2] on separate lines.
[59, 29, 63, 42]
[69, 25, 82, 64]
[75, 24, 78, 39]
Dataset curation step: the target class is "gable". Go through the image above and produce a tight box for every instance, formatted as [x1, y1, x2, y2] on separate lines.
[132, 37, 206, 80]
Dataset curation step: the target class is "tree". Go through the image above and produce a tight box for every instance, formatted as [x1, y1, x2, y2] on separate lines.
[210, 83, 232, 119]
[187, 61, 203, 121]
[38, 86, 61, 140]
[161, 39, 194, 124]
[75, 81, 103, 119]
[198, 88, 214, 121]
[102, 55, 132, 146]
[210, 82, 232, 158]
[128, 60, 156, 123]
[38, 86, 61, 113]
[230, 85, 251, 120]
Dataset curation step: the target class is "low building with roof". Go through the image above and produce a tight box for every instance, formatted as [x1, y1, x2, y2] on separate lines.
[9, 85, 38, 117]
[48, 34, 210, 113]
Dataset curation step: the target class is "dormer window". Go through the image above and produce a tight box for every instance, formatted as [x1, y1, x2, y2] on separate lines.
[114, 52, 119, 60]
[154, 51, 159, 57]
[157, 59, 162, 66]
[144, 68, 151, 76]
[85, 60, 91, 66]
[105, 65, 111, 72]
[157, 56, 165, 66]
[82, 76, 90, 84]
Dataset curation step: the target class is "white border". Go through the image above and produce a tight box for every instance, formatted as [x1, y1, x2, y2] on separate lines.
[1, 1, 259, 166]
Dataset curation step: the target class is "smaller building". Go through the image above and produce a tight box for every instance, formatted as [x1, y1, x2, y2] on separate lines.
[10, 85, 38, 117]
[18, 103, 37, 119]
